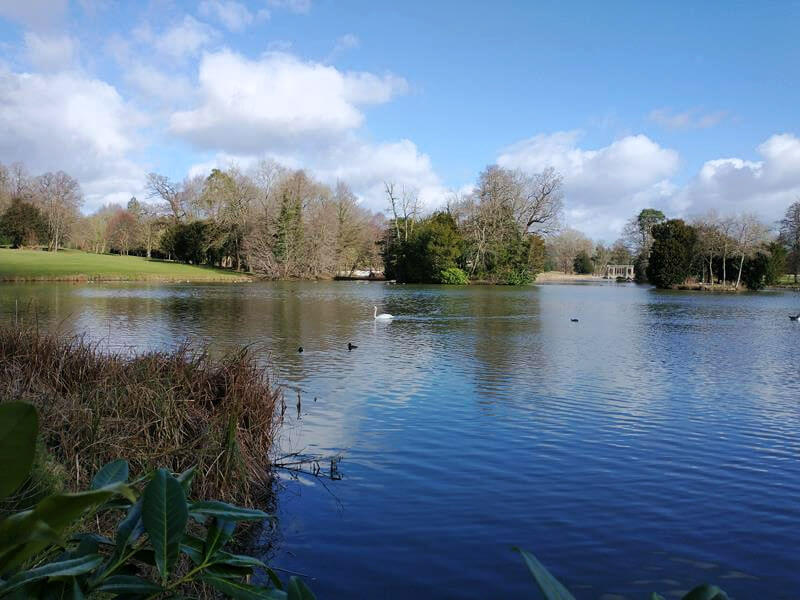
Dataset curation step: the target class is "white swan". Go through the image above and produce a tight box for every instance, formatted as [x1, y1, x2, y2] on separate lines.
[374, 306, 393, 320]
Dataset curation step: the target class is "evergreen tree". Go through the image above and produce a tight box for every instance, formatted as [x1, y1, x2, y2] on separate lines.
[646, 219, 698, 288]
[0, 198, 48, 248]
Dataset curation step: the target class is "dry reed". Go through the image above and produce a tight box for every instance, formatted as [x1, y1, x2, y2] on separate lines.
[0, 326, 280, 506]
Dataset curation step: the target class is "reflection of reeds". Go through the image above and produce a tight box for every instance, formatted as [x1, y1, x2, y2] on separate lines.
[0, 326, 280, 507]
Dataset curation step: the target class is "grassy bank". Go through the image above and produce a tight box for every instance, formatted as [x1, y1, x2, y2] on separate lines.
[0, 326, 280, 506]
[0, 248, 252, 282]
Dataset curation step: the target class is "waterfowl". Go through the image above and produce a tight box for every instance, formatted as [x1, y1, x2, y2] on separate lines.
[790, 314, 800, 321]
[570, 318, 579, 322]
[348, 342, 358, 351]
[298, 346, 304, 353]
[374, 306, 393, 320]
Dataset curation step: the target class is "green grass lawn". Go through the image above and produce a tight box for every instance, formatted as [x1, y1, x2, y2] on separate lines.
[0, 249, 251, 282]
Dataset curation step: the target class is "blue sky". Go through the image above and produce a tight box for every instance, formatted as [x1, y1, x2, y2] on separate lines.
[1, 0, 798, 240]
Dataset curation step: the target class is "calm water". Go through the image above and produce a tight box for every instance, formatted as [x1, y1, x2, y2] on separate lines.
[2, 281, 799, 599]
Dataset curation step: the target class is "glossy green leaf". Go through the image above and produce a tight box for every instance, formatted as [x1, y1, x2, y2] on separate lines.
[0, 555, 102, 594]
[212, 551, 266, 569]
[180, 534, 205, 565]
[91, 460, 129, 490]
[142, 468, 188, 581]
[94, 574, 163, 594]
[0, 515, 63, 575]
[189, 501, 271, 522]
[514, 548, 576, 600]
[202, 575, 286, 599]
[266, 568, 284, 591]
[176, 466, 197, 496]
[681, 584, 729, 600]
[114, 500, 144, 554]
[204, 518, 236, 560]
[287, 577, 315, 600]
[205, 563, 254, 580]
[0, 402, 38, 499]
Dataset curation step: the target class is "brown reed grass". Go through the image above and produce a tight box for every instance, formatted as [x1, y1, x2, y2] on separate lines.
[0, 326, 280, 506]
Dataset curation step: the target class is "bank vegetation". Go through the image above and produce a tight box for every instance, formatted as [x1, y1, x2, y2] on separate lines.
[0, 326, 280, 507]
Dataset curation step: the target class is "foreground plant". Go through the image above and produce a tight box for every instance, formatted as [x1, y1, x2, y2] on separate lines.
[0, 402, 314, 599]
[516, 547, 728, 600]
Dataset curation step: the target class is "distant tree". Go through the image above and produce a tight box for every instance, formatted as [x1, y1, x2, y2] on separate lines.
[161, 220, 221, 264]
[731, 214, 769, 289]
[609, 239, 633, 265]
[624, 208, 666, 281]
[273, 172, 306, 277]
[742, 242, 787, 290]
[573, 250, 593, 274]
[780, 200, 800, 283]
[107, 209, 140, 255]
[547, 228, 593, 274]
[0, 198, 48, 248]
[646, 219, 698, 288]
[146, 173, 186, 222]
[382, 211, 465, 283]
[35, 171, 82, 251]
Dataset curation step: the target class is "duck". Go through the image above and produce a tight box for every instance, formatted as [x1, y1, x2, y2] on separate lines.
[570, 318, 579, 323]
[298, 346, 304, 353]
[348, 342, 358, 351]
[790, 314, 800, 321]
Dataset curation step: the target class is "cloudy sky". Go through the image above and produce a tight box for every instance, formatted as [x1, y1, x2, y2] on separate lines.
[1, 0, 798, 241]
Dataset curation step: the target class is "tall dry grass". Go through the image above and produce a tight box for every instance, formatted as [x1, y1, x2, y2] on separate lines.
[0, 326, 280, 506]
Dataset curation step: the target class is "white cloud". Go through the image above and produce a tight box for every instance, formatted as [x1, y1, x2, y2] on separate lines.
[498, 132, 679, 240]
[327, 33, 359, 61]
[154, 16, 218, 59]
[170, 49, 408, 153]
[187, 137, 445, 214]
[0, 68, 146, 210]
[649, 107, 729, 130]
[675, 133, 800, 220]
[0, 0, 67, 29]
[24, 32, 79, 71]
[198, 0, 254, 32]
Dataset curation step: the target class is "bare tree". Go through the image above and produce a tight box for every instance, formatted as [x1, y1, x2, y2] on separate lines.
[0, 162, 11, 213]
[35, 171, 83, 251]
[509, 167, 564, 235]
[732, 214, 770, 289]
[692, 211, 724, 285]
[780, 200, 800, 283]
[385, 182, 420, 242]
[547, 228, 593, 273]
[146, 173, 184, 221]
[9, 162, 32, 199]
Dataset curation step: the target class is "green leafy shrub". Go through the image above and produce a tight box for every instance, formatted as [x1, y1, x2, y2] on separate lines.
[438, 267, 469, 285]
[0, 402, 313, 599]
[504, 268, 533, 286]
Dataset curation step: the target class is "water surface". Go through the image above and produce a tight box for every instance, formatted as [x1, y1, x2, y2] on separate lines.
[2, 281, 799, 598]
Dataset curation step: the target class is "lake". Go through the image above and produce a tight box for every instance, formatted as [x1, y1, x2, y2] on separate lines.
[1, 281, 799, 598]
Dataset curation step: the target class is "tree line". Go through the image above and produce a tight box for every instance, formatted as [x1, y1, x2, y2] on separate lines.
[0, 160, 384, 279]
[381, 166, 561, 284]
[619, 206, 799, 290]
[3, 158, 799, 287]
